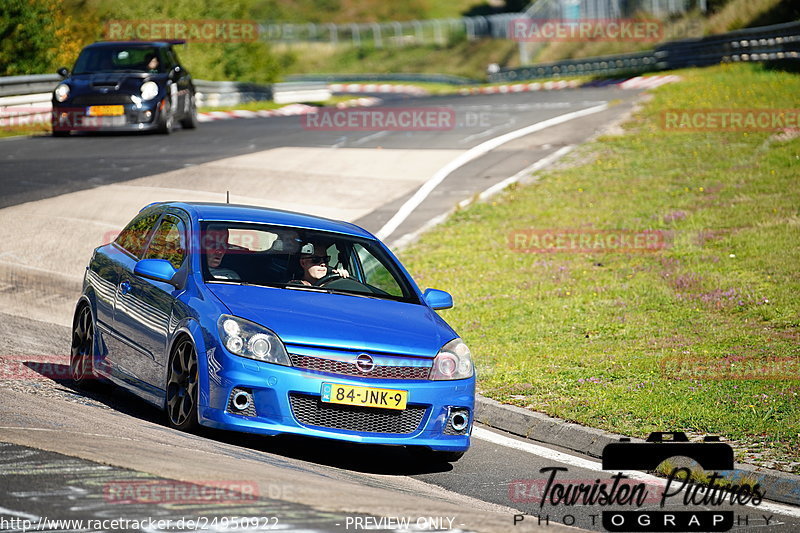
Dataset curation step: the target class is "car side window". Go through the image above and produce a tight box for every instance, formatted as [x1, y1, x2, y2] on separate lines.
[144, 216, 186, 269]
[166, 48, 181, 71]
[115, 211, 161, 258]
[162, 48, 177, 71]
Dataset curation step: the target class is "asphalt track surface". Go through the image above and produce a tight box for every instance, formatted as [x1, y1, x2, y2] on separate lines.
[2, 88, 799, 532]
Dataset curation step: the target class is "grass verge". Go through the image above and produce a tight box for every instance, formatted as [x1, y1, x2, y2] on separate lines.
[400, 62, 800, 473]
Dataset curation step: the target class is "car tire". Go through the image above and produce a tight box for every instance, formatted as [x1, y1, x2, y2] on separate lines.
[166, 337, 199, 431]
[70, 305, 96, 387]
[157, 99, 174, 134]
[179, 95, 198, 130]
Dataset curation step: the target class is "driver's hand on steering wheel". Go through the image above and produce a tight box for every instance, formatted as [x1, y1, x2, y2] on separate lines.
[334, 266, 350, 279]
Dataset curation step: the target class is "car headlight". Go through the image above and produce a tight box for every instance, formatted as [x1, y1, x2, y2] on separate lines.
[140, 81, 159, 101]
[430, 338, 473, 380]
[54, 84, 70, 102]
[217, 315, 291, 366]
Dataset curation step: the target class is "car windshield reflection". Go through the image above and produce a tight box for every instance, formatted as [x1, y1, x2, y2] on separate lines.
[199, 222, 419, 304]
[73, 46, 165, 74]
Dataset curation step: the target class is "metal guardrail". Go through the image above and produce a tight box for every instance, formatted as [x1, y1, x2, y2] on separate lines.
[284, 73, 480, 85]
[261, 13, 523, 48]
[193, 79, 272, 107]
[490, 20, 800, 82]
[0, 76, 276, 119]
[0, 74, 60, 97]
[272, 82, 331, 104]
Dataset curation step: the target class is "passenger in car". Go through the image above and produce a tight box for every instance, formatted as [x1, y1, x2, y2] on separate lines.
[202, 225, 240, 280]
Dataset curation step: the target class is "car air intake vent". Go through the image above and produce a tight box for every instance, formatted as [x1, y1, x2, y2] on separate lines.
[92, 81, 119, 87]
[289, 393, 426, 434]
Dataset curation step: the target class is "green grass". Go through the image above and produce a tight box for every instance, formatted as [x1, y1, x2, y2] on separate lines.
[400, 63, 800, 473]
[279, 38, 521, 81]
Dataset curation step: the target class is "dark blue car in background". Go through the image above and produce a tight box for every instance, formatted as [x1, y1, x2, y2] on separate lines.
[52, 41, 197, 135]
[71, 202, 475, 461]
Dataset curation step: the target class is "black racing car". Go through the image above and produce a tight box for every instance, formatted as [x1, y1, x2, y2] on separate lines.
[52, 41, 197, 136]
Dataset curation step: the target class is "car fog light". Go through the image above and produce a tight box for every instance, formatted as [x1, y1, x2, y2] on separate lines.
[144, 110, 152, 120]
[451, 412, 469, 431]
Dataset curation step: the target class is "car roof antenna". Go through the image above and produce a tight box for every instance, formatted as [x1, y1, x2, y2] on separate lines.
[226, 190, 230, 204]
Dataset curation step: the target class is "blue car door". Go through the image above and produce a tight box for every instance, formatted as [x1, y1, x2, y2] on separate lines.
[113, 213, 188, 401]
[99, 208, 162, 376]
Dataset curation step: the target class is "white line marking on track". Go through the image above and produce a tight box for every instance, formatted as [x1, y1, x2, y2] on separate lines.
[375, 103, 608, 240]
[388, 145, 575, 250]
[473, 427, 800, 518]
[461, 145, 574, 207]
[352, 131, 389, 146]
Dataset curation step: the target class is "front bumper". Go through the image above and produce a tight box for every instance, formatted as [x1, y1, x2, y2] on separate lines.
[51, 100, 165, 132]
[199, 348, 475, 452]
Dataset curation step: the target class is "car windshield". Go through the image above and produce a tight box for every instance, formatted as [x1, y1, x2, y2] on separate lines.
[199, 222, 419, 304]
[73, 46, 165, 74]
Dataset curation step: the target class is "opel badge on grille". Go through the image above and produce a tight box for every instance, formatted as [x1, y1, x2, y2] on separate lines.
[355, 353, 375, 373]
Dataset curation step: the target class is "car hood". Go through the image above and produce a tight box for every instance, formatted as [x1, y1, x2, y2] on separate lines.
[207, 284, 455, 357]
[67, 73, 163, 94]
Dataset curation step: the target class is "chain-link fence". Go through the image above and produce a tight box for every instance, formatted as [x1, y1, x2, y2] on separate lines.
[259, 0, 702, 48]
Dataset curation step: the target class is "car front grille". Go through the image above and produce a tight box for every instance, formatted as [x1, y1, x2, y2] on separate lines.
[289, 393, 427, 434]
[289, 353, 430, 380]
[71, 94, 133, 106]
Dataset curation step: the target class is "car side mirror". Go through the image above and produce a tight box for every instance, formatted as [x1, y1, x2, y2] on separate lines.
[169, 65, 180, 79]
[57, 67, 69, 78]
[423, 288, 453, 310]
[134, 259, 179, 287]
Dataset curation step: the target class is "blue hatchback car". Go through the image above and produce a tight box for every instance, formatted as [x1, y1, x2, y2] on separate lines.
[71, 202, 474, 461]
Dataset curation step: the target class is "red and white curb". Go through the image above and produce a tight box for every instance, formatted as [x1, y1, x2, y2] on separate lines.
[459, 79, 582, 94]
[618, 74, 681, 89]
[197, 97, 382, 123]
[328, 83, 429, 96]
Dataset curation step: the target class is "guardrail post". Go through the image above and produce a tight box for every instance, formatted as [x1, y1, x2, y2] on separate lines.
[327, 23, 338, 45]
[392, 22, 403, 47]
[413, 20, 424, 44]
[433, 20, 444, 45]
[372, 23, 383, 48]
[464, 17, 475, 40]
[351, 23, 361, 47]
